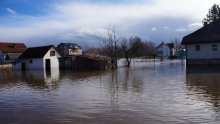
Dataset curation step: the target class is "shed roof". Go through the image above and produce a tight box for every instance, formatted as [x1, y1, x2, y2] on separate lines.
[18, 45, 54, 59]
[182, 20, 220, 45]
[0, 42, 27, 53]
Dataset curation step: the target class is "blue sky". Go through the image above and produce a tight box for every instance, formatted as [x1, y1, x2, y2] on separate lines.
[0, 0, 219, 47]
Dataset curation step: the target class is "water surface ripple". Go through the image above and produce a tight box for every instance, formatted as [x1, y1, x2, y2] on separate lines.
[0, 60, 220, 124]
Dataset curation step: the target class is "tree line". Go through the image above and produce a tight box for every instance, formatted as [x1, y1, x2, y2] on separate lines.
[87, 27, 157, 67]
[203, 4, 220, 25]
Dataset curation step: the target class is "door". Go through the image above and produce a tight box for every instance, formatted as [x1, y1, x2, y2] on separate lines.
[45, 59, 51, 70]
[21, 62, 26, 70]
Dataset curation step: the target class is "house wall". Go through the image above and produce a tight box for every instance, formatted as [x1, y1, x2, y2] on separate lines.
[43, 47, 61, 69]
[186, 43, 220, 59]
[13, 58, 44, 70]
[0, 51, 4, 64]
[157, 45, 170, 57]
[69, 49, 83, 56]
[14, 47, 61, 70]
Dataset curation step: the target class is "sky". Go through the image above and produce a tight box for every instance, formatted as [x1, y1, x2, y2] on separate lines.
[0, 0, 219, 48]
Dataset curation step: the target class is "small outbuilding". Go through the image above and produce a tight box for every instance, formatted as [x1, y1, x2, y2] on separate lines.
[0, 42, 27, 64]
[14, 45, 61, 70]
[182, 20, 220, 65]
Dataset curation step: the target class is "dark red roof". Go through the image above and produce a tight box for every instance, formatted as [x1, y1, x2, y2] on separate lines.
[182, 21, 220, 45]
[18, 45, 54, 59]
[0, 42, 27, 53]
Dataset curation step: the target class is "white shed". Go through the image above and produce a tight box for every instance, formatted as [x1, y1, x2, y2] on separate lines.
[14, 45, 61, 70]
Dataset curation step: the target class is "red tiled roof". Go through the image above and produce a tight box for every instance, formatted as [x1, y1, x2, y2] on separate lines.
[0, 42, 27, 53]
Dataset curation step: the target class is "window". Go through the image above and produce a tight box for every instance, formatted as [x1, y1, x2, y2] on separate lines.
[195, 45, 200, 51]
[212, 44, 218, 51]
[50, 51, 55, 56]
[29, 59, 33, 63]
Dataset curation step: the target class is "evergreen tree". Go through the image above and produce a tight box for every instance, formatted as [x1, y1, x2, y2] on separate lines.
[202, 4, 220, 25]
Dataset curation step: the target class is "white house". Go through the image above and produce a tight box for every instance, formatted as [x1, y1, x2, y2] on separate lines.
[14, 45, 61, 70]
[182, 20, 220, 65]
[156, 42, 171, 57]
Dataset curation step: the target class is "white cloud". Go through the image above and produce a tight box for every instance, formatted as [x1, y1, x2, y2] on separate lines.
[151, 27, 157, 31]
[188, 23, 203, 28]
[6, 8, 17, 15]
[176, 28, 187, 32]
[0, 0, 219, 46]
[163, 26, 170, 30]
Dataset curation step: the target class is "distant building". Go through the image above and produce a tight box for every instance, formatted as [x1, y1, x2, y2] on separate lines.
[156, 42, 172, 57]
[0, 42, 27, 64]
[57, 43, 83, 56]
[182, 20, 220, 65]
[14, 45, 61, 70]
[166, 43, 175, 56]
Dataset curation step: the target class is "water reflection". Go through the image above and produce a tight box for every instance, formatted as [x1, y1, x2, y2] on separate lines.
[3, 60, 220, 123]
[186, 67, 220, 111]
[0, 69, 60, 90]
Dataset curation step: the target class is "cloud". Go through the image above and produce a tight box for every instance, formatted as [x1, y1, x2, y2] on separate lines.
[163, 26, 170, 30]
[151, 27, 158, 31]
[188, 23, 203, 28]
[0, 0, 219, 47]
[176, 28, 187, 32]
[6, 8, 17, 15]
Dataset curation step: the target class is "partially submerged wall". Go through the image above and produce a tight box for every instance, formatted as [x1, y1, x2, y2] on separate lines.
[0, 64, 12, 71]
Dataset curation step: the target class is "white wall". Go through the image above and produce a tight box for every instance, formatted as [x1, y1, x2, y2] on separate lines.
[187, 43, 220, 59]
[14, 47, 61, 70]
[13, 58, 44, 70]
[43, 47, 61, 69]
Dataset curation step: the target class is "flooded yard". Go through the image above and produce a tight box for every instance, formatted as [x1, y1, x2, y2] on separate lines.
[1, 60, 220, 124]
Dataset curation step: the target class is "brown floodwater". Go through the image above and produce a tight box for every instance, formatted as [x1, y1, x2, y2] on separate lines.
[0, 60, 220, 124]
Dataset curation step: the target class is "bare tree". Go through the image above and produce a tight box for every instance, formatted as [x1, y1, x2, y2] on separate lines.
[120, 36, 148, 67]
[121, 38, 132, 67]
[144, 41, 157, 57]
[101, 26, 120, 68]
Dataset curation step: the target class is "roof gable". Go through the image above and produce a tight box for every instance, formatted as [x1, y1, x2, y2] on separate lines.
[18, 45, 54, 59]
[156, 42, 169, 49]
[0, 42, 27, 53]
[182, 20, 220, 44]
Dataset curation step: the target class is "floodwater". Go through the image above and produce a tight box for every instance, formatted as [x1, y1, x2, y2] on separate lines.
[1, 60, 220, 124]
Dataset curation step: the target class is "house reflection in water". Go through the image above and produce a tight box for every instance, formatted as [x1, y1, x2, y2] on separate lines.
[186, 68, 220, 111]
[0, 69, 60, 90]
[21, 69, 60, 89]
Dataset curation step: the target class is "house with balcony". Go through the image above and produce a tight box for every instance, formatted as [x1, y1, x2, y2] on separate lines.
[57, 43, 83, 57]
